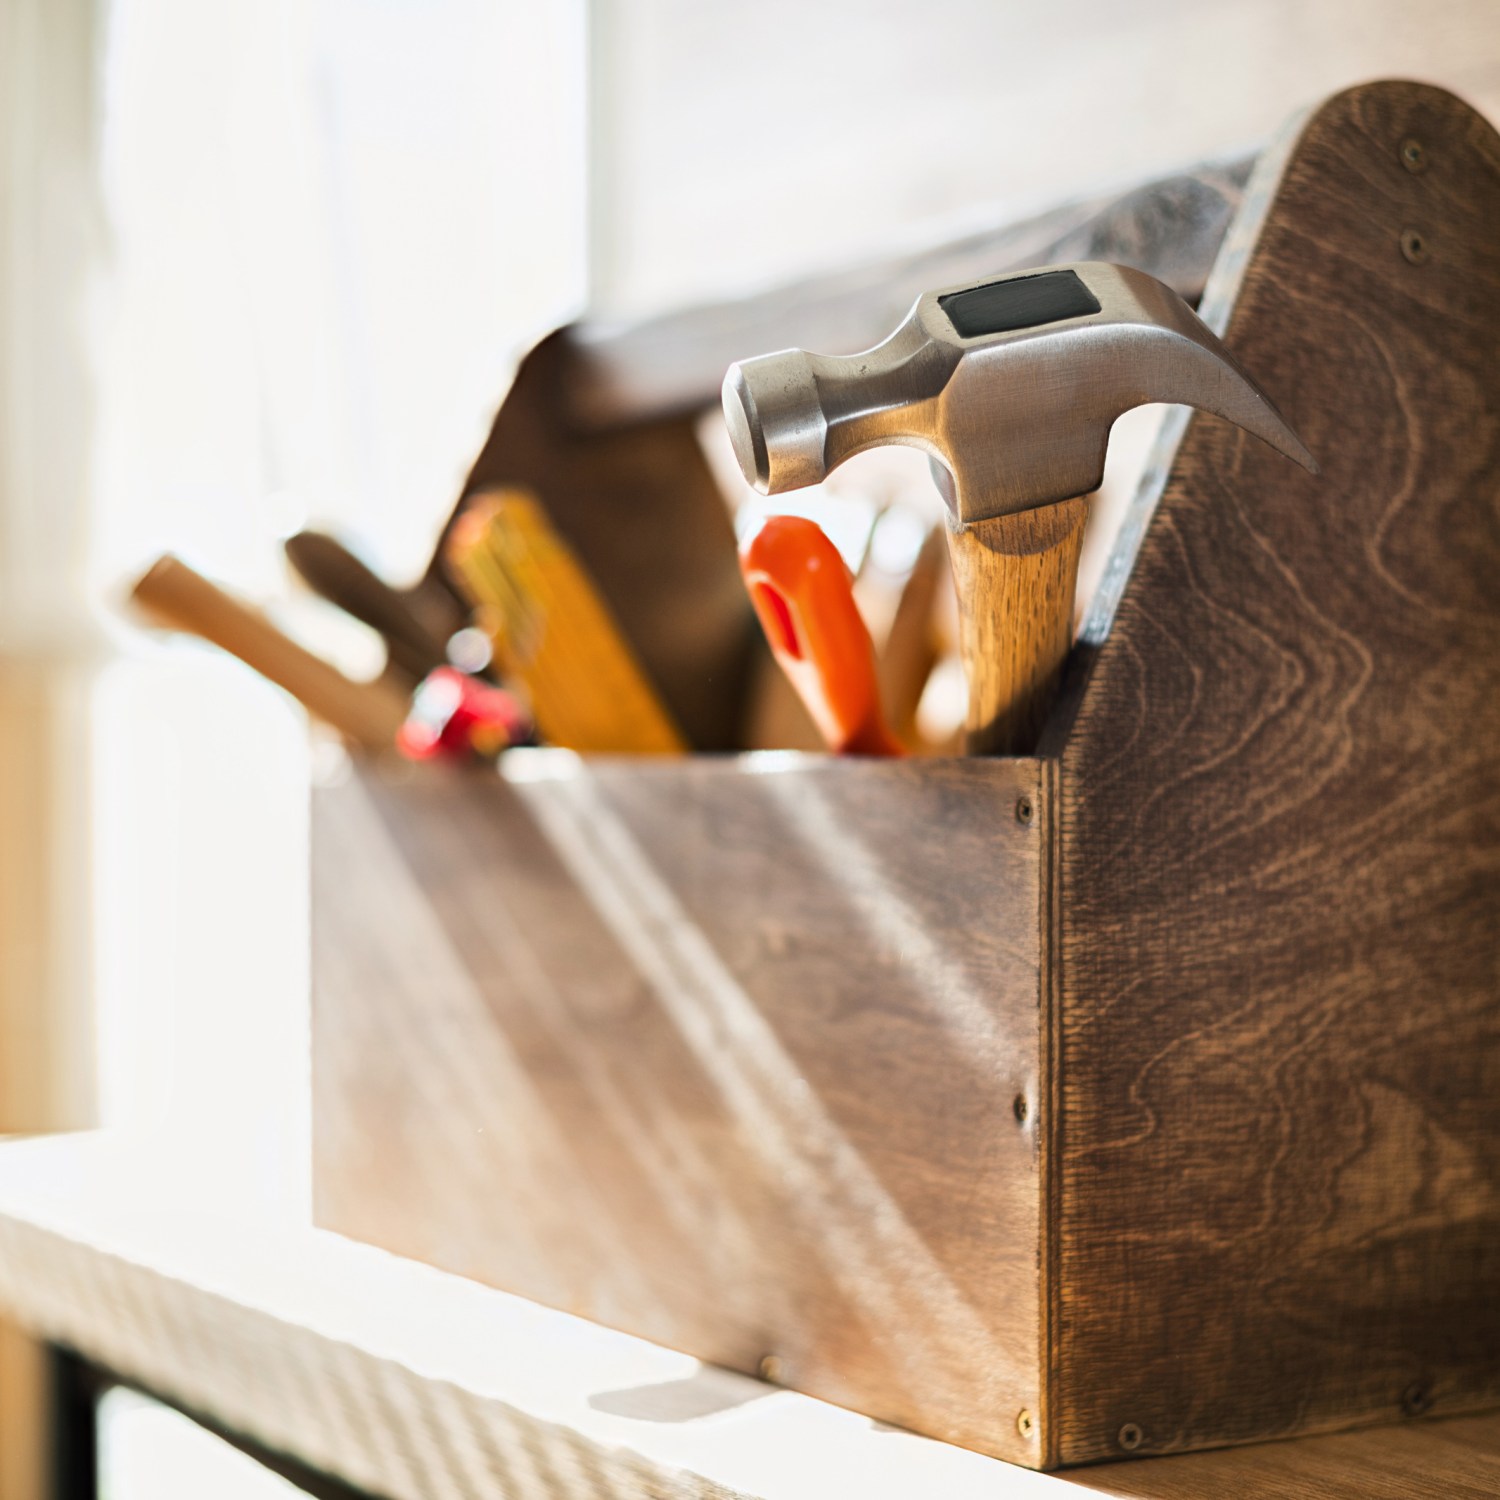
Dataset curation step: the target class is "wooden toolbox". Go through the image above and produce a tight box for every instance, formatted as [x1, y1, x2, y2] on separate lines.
[311, 82, 1500, 1469]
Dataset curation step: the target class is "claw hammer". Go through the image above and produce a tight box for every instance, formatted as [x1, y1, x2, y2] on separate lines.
[723, 263, 1317, 754]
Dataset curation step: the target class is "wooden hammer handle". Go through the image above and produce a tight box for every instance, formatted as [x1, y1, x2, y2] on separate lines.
[944, 497, 1087, 756]
[132, 555, 408, 753]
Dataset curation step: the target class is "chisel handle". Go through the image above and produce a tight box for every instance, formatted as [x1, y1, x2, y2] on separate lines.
[285, 531, 450, 682]
[944, 496, 1087, 756]
[132, 555, 408, 752]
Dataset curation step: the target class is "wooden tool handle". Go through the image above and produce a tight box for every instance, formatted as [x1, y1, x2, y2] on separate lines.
[944, 497, 1088, 755]
[446, 492, 686, 755]
[132, 555, 408, 753]
[285, 531, 450, 683]
[876, 523, 947, 748]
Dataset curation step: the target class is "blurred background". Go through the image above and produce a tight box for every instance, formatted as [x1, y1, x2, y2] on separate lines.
[1, 0, 1498, 1489]
[9, 0, 1499, 608]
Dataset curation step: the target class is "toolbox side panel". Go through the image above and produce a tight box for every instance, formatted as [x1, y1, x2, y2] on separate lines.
[313, 753, 1050, 1464]
[1054, 81, 1500, 1464]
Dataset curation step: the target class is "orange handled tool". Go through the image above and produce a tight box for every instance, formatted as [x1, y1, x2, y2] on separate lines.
[739, 516, 902, 757]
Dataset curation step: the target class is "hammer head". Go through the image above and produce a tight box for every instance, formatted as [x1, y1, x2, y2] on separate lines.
[722, 262, 1316, 527]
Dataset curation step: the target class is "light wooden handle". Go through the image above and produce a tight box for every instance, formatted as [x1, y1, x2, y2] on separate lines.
[131, 555, 408, 752]
[876, 523, 947, 748]
[944, 497, 1088, 755]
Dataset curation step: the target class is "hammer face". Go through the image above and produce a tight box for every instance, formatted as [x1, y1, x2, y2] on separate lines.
[723, 354, 826, 494]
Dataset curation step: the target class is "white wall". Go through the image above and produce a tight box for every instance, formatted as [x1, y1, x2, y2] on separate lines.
[588, 0, 1500, 316]
[0, 0, 590, 1142]
[95, 0, 589, 591]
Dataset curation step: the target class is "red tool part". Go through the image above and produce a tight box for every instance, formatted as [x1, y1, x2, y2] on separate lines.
[397, 667, 535, 762]
[739, 516, 903, 757]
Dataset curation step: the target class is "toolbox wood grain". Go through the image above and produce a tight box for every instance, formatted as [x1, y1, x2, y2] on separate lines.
[1051, 79, 1500, 1464]
[314, 755, 1050, 1463]
[314, 81, 1500, 1470]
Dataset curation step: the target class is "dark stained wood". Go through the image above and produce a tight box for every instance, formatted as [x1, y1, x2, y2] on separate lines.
[1050, 80, 1500, 1465]
[313, 80, 1500, 1474]
[1076, 1410, 1500, 1499]
[314, 752, 1050, 1464]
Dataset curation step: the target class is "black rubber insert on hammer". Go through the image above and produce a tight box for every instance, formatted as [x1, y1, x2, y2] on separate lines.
[939, 269, 1101, 339]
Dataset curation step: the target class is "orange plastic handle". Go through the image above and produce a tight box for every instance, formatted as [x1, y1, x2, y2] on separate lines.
[740, 516, 903, 757]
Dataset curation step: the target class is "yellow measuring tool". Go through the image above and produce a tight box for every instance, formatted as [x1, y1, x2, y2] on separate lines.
[445, 489, 685, 754]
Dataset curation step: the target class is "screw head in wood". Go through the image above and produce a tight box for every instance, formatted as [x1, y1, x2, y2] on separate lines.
[758, 1354, 784, 1383]
[1015, 794, 1034, 825]
[1016, 1408, 1035, 1440]
[1401, 1378, 1434, 1416]
[1117, 1421, 1144, 1451]
[1400, 137, 1428, 173]
[1400, 228, 1430, 265]
[1013, 1093, 1029, 1123]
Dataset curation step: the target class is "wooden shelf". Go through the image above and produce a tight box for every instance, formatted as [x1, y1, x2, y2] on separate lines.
[0, 1131, 1495, 1498]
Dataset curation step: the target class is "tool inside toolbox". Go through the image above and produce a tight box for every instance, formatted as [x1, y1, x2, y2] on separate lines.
[125, 161, 1252, 765]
